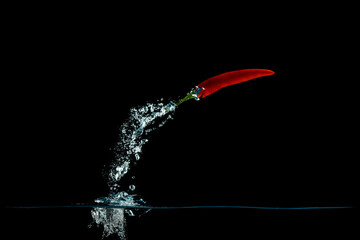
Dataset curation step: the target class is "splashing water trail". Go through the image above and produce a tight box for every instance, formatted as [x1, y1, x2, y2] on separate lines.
[90, 99, 177, 239]
[109, 100, 176, 189]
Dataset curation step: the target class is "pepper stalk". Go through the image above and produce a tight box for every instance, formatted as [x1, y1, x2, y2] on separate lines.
[175, 86, 205, 106]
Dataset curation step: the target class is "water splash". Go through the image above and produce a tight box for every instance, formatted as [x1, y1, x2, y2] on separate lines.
[108, 100, 176, 190]
[90, 99, 176, 239]
[90, 192, 148, 239]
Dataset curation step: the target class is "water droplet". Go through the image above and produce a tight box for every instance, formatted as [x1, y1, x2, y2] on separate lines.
[114, 173, 120, 180]
[126, 209, 135, 216]
[129, 185, 135, 191]
[133, 146, 141, 153]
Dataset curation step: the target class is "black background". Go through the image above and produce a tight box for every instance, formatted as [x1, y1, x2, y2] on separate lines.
[3, 3, 358, 240]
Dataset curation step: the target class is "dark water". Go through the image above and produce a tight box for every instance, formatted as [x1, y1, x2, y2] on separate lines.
[8, 205, 354, 210]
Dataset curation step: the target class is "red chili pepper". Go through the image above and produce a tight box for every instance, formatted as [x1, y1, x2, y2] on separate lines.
[196, 69, 275, 98]
[175, 69, 275, 106]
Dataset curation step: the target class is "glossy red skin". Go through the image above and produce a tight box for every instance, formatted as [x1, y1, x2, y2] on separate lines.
[197, 69, 275, 98]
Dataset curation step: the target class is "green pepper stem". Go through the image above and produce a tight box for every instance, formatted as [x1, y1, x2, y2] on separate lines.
[175, 91, 197, 106]
[175, 86, 204, 107]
